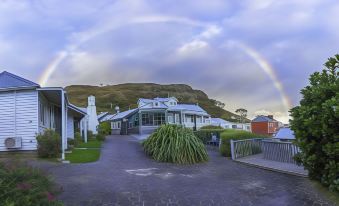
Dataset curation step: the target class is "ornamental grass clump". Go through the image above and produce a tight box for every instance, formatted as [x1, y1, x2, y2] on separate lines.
[142, 124, 208, 164]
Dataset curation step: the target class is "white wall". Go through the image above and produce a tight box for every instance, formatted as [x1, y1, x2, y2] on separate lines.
[0, 90, 38, 151]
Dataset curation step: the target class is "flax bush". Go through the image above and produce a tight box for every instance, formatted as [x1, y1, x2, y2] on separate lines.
[142, 124, 208, 164]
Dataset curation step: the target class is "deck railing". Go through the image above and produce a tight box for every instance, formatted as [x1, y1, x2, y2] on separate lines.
[261, 140, 300, 164]
[230, 138, 300, 164]
[230, 138, 262, 159]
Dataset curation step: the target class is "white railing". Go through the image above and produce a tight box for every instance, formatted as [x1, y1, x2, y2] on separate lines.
[230, 138, 300, 164]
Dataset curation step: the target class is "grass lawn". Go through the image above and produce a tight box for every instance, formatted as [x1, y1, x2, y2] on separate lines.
[76, 139, 102, 148]
[66, 139, 103, 163]
[65, 149, 100, 163]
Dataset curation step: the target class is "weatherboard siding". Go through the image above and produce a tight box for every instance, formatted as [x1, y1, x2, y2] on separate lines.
[0, 90, 38, 151]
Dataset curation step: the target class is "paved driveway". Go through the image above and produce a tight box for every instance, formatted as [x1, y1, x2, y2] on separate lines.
[36, 135, 335, 206]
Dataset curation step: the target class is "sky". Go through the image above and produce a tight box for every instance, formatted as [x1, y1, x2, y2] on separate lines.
[1, 0, 338, 123]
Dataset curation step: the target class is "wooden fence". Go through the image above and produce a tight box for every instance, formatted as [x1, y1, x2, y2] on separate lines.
[230, 138, 300, 164]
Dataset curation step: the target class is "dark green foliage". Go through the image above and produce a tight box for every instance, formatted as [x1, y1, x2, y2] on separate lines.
[98, 122, 111, 135]
[87, 130, 95, 139]
[65, 83, 246, 121]
[143, 124, 208, 164]
[96, 133, 106, 141]
[194, 129, 224, 144]
[219, 130, 266, 157]
[74, 132, 82, 146]
[0, 161, 63, 206]
[199, 125, 223, 130]
[290, 54, 339, 192]
[36, 130, 61, 158]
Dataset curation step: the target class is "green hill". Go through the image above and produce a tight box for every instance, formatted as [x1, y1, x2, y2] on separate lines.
[65, 83, 242, 121]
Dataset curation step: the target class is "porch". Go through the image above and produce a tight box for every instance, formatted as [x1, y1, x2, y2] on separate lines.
[230, 138, 308, 177]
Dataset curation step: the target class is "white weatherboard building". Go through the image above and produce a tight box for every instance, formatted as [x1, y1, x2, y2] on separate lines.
[211, 118, 251, 132]
[109, 97, 211, 135]
[0, 71, 88, 159]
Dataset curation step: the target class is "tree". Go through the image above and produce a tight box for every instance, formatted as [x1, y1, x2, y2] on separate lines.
[290, 54, 339, 192]
[235, 108, 248, 123]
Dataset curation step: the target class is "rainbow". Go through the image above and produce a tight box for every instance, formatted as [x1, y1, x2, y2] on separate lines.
[38, 15, 292, 118]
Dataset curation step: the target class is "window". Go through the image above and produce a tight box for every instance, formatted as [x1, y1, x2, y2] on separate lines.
[142, 113, 165, 126]
[232, 125, 237, 129]
[129, 122, 133, 128]
[154, 102, 159, 107]
[142, 113, 153, 126]
[154, 113, 165, 125]
[168, 115, 174, 123]
[175, 114, 180, 123]
[117, 122, 121, 129]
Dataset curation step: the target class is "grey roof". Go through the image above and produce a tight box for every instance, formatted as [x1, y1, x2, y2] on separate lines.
[211, 118, 230, 124]
[100, 114, 115, 122]
[110, 108, 138, 121]
[98, 112, 109, 120]
[168, 104, 208, 114]
[0, 71, 40, 89]
[252, 115, 275, 122]
[274, 127, 295, 140]
[68, 104, 87, 115]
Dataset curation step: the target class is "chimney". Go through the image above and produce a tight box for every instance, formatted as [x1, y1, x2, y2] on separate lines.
[268, 115, 273, 120]
[115, 106, 120, 114]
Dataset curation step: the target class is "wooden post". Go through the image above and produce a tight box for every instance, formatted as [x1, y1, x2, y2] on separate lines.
[230, 139, 235, 160]
[219, 136, 222, 150]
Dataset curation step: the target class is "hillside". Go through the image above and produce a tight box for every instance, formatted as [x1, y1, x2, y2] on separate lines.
[65, 83, 242, 121]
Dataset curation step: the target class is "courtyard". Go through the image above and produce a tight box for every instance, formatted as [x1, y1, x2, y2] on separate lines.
[32, 135, 335, 206]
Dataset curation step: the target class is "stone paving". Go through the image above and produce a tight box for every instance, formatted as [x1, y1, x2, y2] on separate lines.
[32, 135, 336, 206]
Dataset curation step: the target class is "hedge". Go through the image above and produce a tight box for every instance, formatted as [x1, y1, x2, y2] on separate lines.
[194, 129, 225, 144]
[219, 130, 267, 157]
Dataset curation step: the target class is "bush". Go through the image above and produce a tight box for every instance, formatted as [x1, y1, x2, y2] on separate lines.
[0, 161, 63, 206]
[36, 130, 61, 158]
[74, 132, 82, 146]
[199, 125, 223, 130]
[98, 122, 111, 135]
[87, 130, 95, 139]
[290, 55, 339, 192]
[219, 129, 266, 157]
[194, 129, 225, 144]
[95, 133, 106, 142]
[143, 124, 208, 164]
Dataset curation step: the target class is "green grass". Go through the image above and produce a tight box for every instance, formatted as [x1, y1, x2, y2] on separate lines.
[76, 139, 102, 148]
[66, 139, 102, 163]
[65, 149, 100, 163]
[311, 181, 339, 205]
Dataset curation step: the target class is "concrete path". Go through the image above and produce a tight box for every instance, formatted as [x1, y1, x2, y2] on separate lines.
[33, 135, 336, 206]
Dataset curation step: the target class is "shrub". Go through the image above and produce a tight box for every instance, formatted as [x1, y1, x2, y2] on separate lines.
[96, 133, 106, 142]
[87, 130, 95, 139]
[199, 125, 223, 130]
[219, 129, 266, 157]
[142, 124, 208, 164]
[36, 130, 61, 158]
[74, 132, 82, 146]
[0, 161, 63, 206]
[194, 129, 225, 144]
[98, 122, 111, 135]
[290, 55, 339, 192]
[67, 138, 75, 146]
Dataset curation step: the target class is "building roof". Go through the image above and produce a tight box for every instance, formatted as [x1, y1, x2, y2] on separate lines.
[68, 104, 87, 116]
[97, 112, 109, 120]
[252, 115, 276, 122]
[0, 71, 40, 90]
[168, 104, 208, 115]
[110, 108, 138, 121]
[274, 127, 295, 140]
[211, 118, 230, 124]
